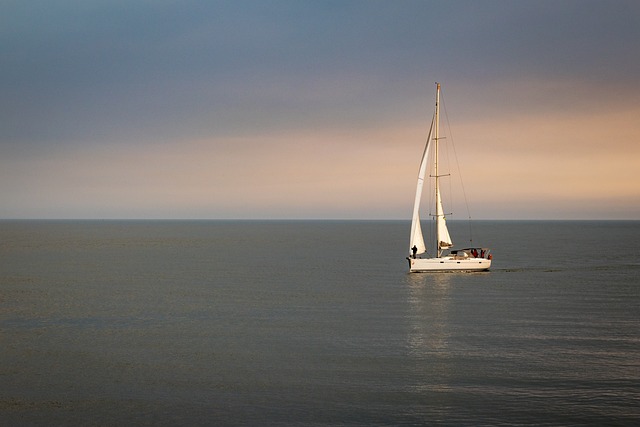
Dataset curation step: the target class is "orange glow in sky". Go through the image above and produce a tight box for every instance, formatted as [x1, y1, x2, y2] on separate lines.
[2, 2, 639, 219]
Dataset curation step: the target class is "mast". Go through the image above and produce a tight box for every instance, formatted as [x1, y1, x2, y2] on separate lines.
[433, 82, 453, 258]
[434, 82, 442, 257]
[433, 82, 453, 257]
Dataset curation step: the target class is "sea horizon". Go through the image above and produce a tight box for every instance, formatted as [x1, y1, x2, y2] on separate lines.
[2, 218, 639, 222]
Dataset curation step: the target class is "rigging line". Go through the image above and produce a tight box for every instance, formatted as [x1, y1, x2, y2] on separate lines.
[440, 89, 474, 244]
[437, 108, 454, 218]
[446, 136, 453, 218]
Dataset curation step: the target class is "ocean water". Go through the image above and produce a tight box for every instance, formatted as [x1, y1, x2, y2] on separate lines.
[1, 220, 638, 426]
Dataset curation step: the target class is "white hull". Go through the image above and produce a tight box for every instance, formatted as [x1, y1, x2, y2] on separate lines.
[408, 256, 491, 272]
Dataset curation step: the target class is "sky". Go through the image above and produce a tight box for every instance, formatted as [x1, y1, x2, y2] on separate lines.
[2, 0, 639, 220]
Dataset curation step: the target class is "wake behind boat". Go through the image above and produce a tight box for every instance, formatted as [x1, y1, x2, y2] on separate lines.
[407, 83, 492, 272]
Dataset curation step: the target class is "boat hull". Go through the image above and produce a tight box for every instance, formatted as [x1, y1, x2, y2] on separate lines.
[407, 256, 491, 272]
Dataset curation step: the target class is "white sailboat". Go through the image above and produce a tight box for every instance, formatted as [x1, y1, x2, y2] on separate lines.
[407, 82, 492, 272]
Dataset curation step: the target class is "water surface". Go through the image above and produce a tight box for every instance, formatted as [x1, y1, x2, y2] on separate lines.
[1, 220, 638, 425]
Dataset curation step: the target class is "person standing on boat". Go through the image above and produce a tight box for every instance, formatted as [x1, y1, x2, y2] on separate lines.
[412, 245, 418, 259]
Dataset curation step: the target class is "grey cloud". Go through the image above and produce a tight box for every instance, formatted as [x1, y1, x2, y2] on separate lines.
[2, 0, 639, 148]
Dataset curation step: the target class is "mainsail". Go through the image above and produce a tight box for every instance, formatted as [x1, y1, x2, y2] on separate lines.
[435, 189, 453, 249]
[409, 116, 434, 256]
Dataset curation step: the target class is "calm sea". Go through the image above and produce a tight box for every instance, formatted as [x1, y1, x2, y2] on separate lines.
[1, 220, 638, 426]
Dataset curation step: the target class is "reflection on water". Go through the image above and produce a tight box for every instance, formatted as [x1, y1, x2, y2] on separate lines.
[405, 273, 461, 397]
[406, 273, 452, 355]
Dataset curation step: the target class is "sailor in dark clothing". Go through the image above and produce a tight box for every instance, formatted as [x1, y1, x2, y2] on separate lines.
[412, 245, 418, 259]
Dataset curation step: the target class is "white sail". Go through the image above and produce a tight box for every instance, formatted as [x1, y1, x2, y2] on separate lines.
[410, 214, 426, 255]
[435, 189, 453, 249]
[409, 117, 434, 256]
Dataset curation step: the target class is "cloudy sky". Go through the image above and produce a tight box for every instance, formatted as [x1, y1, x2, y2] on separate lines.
[2, 0, 639, 219]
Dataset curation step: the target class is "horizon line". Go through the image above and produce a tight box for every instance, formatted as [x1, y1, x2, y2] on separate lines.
[1, 218, 638, 222]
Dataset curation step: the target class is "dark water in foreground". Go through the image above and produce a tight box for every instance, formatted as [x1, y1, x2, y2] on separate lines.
[1, 220, 639, 426]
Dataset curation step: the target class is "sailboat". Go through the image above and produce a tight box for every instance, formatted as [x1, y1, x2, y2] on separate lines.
[407, 83, 492, 272]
